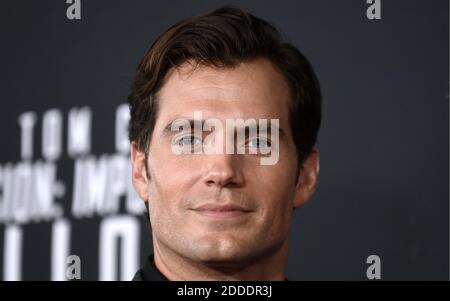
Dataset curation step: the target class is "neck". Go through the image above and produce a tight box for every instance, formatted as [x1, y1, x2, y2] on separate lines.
[152, 236, 289, 281]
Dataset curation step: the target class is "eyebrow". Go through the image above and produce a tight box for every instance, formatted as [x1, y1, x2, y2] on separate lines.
[161, 119, 202, 137]
[161, 118, 286, 139]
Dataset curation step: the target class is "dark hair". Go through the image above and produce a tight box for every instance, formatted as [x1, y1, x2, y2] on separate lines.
[128, 5, 321, 174]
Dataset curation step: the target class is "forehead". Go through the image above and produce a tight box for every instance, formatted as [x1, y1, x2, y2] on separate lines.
[155, 58, 292, 123]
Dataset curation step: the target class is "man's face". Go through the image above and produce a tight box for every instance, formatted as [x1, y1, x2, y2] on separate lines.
[132, 58, 318, 265]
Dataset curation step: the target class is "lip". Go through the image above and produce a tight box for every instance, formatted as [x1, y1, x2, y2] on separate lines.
[190, 203, 253, 219]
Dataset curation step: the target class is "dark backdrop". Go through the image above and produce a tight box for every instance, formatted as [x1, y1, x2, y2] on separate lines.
[0, 0, 448, 280]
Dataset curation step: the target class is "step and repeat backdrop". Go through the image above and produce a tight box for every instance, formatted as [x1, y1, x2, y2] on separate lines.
[0, 0, 448, 280]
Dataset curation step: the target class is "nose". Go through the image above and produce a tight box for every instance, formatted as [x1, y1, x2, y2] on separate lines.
[202, 154, 244, 188]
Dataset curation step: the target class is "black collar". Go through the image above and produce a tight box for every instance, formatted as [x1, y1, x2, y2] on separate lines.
[132, 254, 168, 281]
[132, 254, 289, 281]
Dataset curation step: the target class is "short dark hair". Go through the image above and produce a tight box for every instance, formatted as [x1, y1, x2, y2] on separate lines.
[128, 5, 321, 172]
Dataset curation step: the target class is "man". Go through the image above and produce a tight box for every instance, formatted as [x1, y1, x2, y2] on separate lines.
[128, 6, 321, 281]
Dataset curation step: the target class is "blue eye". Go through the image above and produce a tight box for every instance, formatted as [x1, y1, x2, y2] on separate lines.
[248, 137, 271, 149]
[177, 135, 202, 146]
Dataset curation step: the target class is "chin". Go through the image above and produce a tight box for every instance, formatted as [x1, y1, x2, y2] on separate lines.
[188, 235, 255, 264]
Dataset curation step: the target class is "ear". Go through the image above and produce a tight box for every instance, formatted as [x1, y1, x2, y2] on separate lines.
[293, 148, 320, 209]
[131, 142, 149, 202]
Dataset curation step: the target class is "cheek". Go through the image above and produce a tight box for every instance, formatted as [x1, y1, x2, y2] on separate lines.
[149, 142, 191, 188]
[250, 150, 298, 197]
[258, 178, 295, 216]
[247, 153, 297, 221]
[147, 174, 186, 239]
[146, 152, 200, 222]
[260, 180, 296, 240]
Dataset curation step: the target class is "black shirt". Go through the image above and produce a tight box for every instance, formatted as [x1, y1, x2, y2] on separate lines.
[132, 254, 289, 281]
[132, 255, 168, 281]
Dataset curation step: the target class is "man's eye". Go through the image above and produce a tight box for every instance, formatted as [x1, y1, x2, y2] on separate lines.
[177, 135, 202, 146]
[248, 137, 271, 149]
